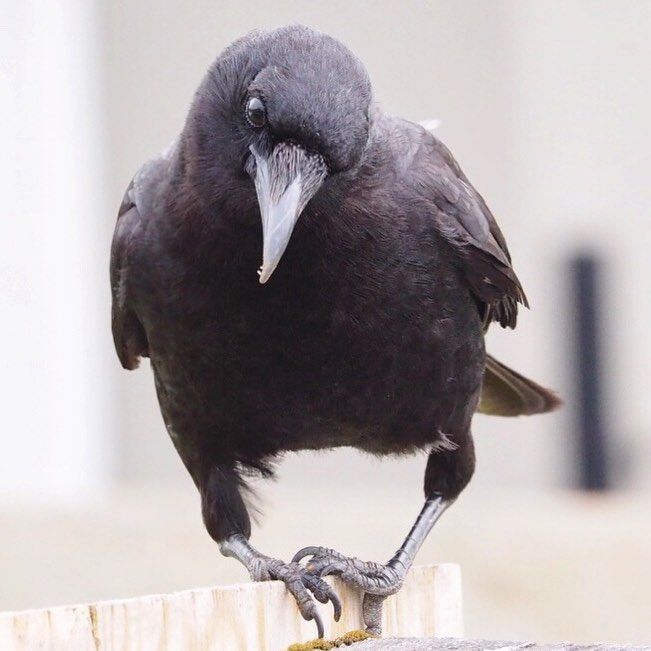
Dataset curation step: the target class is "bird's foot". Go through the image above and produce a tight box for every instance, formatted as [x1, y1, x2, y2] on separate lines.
[292, 547, 404, 596]
[292, 547, 406, 635]
[247, 555, 342, 638]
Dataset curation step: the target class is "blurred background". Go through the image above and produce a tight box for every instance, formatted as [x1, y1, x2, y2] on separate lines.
[1, 0, 650, 645]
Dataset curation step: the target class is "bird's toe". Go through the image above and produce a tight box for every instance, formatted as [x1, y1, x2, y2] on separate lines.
[258, 559, 341, 636]
[294, 547, 404, 597]
[292, 545, 344, 564]
[301, 571, 342, 621]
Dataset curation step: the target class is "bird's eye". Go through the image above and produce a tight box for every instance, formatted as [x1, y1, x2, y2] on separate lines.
[245, 96, 266, 128]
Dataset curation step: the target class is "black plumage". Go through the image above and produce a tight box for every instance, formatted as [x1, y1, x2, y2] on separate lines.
[111, 26, 559, 637]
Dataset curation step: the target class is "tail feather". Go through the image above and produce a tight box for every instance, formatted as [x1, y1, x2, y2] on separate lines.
[478, 354, 561, 417]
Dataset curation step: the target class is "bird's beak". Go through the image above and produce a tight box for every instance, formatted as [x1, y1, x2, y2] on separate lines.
[249, 142, 327, 283]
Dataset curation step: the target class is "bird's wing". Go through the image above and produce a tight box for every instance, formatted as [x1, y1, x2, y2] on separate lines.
[110, 140, 176, 369]
[110, 182, 149, 370]
[422, 130, 527, 328]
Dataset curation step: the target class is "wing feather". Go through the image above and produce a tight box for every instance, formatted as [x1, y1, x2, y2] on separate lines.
[423, 132, 527, 328]
[110, 190, 148, 370]
[110, 141, 177, 369]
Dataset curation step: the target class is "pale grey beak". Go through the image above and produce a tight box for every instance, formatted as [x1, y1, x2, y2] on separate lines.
[249, 143, 327, 283]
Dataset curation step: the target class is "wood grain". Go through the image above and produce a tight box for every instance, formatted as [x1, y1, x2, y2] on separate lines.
[0, 564, 462, 651]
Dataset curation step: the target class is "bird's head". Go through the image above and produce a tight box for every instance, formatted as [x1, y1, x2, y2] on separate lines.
[187, 26, 373, 282]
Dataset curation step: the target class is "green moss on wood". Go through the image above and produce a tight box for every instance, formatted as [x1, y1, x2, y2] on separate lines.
[287, 629, 377, 651]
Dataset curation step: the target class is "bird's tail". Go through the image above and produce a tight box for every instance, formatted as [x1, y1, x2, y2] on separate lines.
[478, 354, 561, 416]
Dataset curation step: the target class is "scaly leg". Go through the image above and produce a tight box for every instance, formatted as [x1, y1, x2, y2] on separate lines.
[292, 496, 448, 633]
[293, 433, 476, 633]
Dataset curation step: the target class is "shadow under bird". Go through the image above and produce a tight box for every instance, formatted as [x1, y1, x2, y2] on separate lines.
[111, 26, 560, 637]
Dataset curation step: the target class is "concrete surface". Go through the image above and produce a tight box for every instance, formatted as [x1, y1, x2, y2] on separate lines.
[352, 638, 651, 650]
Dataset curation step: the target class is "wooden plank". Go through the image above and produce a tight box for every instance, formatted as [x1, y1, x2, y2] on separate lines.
[0, 564, 462, 651]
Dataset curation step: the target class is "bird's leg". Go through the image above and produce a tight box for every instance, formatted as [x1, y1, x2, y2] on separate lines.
[201, 465, 340, 638]
[293, 433, 476, 634]
[292, 496, 448, 633]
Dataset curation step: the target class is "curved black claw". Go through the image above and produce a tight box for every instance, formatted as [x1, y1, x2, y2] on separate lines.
[292, 546, 404, 597]
[302, 570, 343, 622]
[248, 557, 341, 637]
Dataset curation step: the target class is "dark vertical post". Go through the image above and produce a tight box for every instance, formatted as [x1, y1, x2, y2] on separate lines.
[572, 253, 610, 490]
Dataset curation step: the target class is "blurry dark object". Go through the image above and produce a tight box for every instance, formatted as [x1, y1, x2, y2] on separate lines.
[110, 26, 559, 638]
[572, 254, 610, 491]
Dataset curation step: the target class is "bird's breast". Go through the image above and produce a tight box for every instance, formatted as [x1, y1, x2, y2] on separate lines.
[146, 204, 484, 458]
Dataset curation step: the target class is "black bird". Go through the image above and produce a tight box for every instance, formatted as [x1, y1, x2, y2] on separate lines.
[111, 26, 559, 637]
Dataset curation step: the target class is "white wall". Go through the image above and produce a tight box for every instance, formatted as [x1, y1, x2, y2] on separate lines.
[0, 0, 114, 500]
[506, 1, 651, 490]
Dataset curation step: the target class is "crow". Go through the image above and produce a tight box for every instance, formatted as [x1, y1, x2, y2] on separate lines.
[111, 25, 559, 637]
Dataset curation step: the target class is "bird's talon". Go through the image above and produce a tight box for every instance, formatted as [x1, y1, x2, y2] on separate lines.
[306, 608, 324, 639]
[300, 571, 342, 621]
[245, 557, 340, 638]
